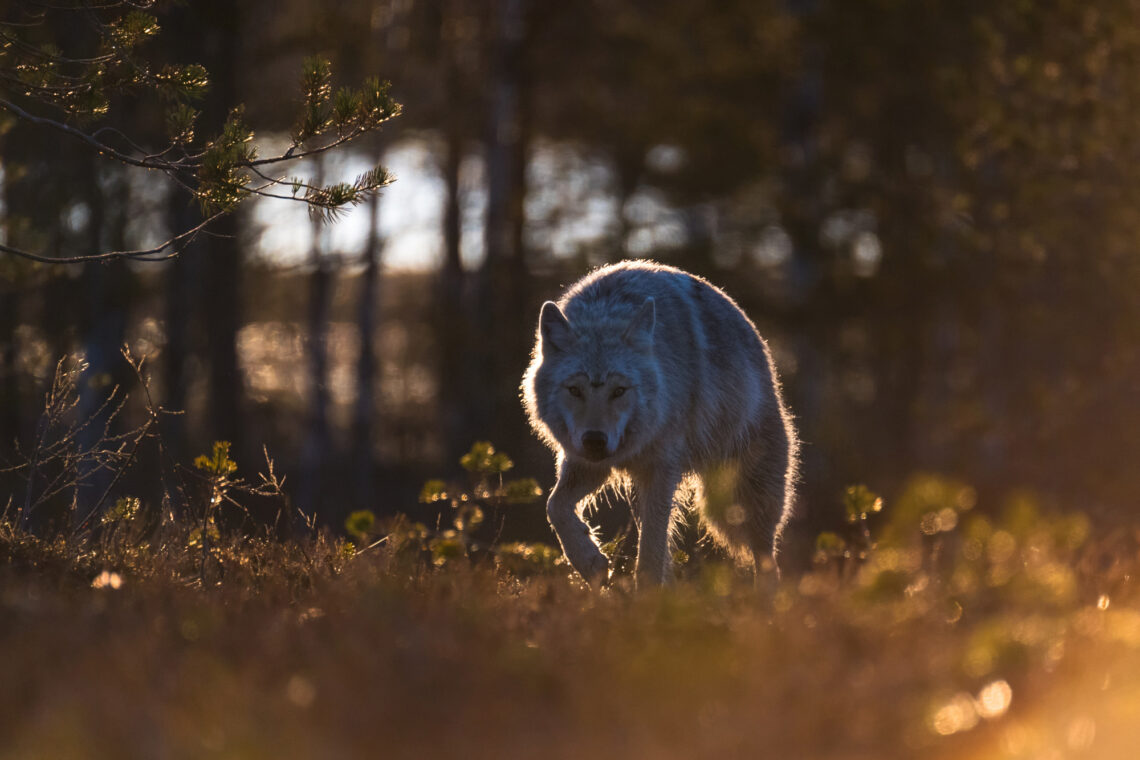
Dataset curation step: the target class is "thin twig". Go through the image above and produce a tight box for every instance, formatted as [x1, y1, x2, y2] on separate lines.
[76, 418, 153, 531]
[0, 210, 225, 264]
[0, 97, 168, 170]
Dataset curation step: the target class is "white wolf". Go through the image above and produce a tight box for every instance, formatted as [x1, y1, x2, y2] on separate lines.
[522, 260, 798, 587]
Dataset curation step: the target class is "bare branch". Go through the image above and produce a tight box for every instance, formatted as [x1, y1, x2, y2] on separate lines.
[0, 210, 226, 264]
[0, 98, 173, 169]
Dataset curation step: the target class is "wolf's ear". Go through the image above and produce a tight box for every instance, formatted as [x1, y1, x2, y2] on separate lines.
[623, 297, 655, 351]
[539, 301, 577, 353]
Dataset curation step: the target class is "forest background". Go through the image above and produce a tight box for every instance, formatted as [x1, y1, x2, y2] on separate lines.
[3, 0, 1139, 555]
[6, 3, 1140, 758]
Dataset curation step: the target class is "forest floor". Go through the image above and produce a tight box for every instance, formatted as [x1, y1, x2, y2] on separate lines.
[2, 484, 1139, 760]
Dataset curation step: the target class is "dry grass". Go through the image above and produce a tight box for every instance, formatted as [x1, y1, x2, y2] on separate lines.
[2, 489, 1139, 760]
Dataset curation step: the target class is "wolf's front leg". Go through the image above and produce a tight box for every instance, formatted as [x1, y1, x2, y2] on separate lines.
[546, 457, 611, 586]
[633, 468, 683, 587]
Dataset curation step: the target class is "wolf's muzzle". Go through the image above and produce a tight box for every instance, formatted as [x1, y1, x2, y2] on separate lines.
[581, 430, 609, 460]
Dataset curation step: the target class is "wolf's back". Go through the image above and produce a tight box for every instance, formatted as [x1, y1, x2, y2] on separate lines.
[559, 260, 781, 456]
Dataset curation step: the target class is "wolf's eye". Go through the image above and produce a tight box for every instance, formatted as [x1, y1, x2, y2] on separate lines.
[567, 386, 583, 398]
[610, 386, 627, 399]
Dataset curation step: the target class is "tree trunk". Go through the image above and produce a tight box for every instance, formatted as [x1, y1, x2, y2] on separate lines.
[202, 215, 244, 452]
[0, 283, 17, 446]
[163, 196, 199, 470]
[75, 162, 131, 530]
[0, 165, 20, 446]
[157, 0, 243, 468]
[352, 152, 384, 514]
[438, 119, 468, 463]
[299, 159, 333, 522]
[477, 0, 531, 442]
[199, 3, 245, 456]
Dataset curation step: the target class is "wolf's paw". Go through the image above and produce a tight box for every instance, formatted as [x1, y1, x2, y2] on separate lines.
[574, 549, 610, 589]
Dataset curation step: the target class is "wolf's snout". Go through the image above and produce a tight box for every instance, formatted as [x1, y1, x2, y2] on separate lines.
[581, 430, 609, 459]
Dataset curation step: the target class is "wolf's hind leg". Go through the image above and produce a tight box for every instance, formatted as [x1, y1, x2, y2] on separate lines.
[737, 438, 793, 574]
[547, 457, 611, 586]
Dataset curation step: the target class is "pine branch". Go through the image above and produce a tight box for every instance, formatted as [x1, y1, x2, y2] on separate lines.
[0, 11, 402, 264]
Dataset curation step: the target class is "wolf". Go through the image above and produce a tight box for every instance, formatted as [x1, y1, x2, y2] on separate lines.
[522, 260, 798, 587]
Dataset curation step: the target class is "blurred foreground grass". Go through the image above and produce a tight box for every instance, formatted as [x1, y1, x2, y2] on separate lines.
[2, 475, 1140, 760]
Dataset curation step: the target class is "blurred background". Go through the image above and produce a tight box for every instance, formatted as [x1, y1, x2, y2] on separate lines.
[3, 0, 1139, 547]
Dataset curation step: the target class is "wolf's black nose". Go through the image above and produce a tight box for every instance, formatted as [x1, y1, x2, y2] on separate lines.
[581, 430, 608, 459]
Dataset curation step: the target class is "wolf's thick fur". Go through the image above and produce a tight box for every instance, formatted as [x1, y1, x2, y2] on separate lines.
[522, 260, 798, 587]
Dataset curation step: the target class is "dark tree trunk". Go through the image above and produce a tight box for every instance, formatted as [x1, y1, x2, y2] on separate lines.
[476, 0, 531, 442]
[300, 160, 333, 522]
[162, 197, 199, 468]
[75, 162, 131, 530]
[438, 119, 469, 463]
[199, 3, 245, 456]
[352, 157, 384, 514]
[0, 160, 20, 445]
[158, 0, 241, 466]
[0, 283, 17, 446]
[202, 213, 243, 452]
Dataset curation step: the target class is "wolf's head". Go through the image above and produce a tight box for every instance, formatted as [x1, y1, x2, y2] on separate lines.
[523, 297, 662, 464]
